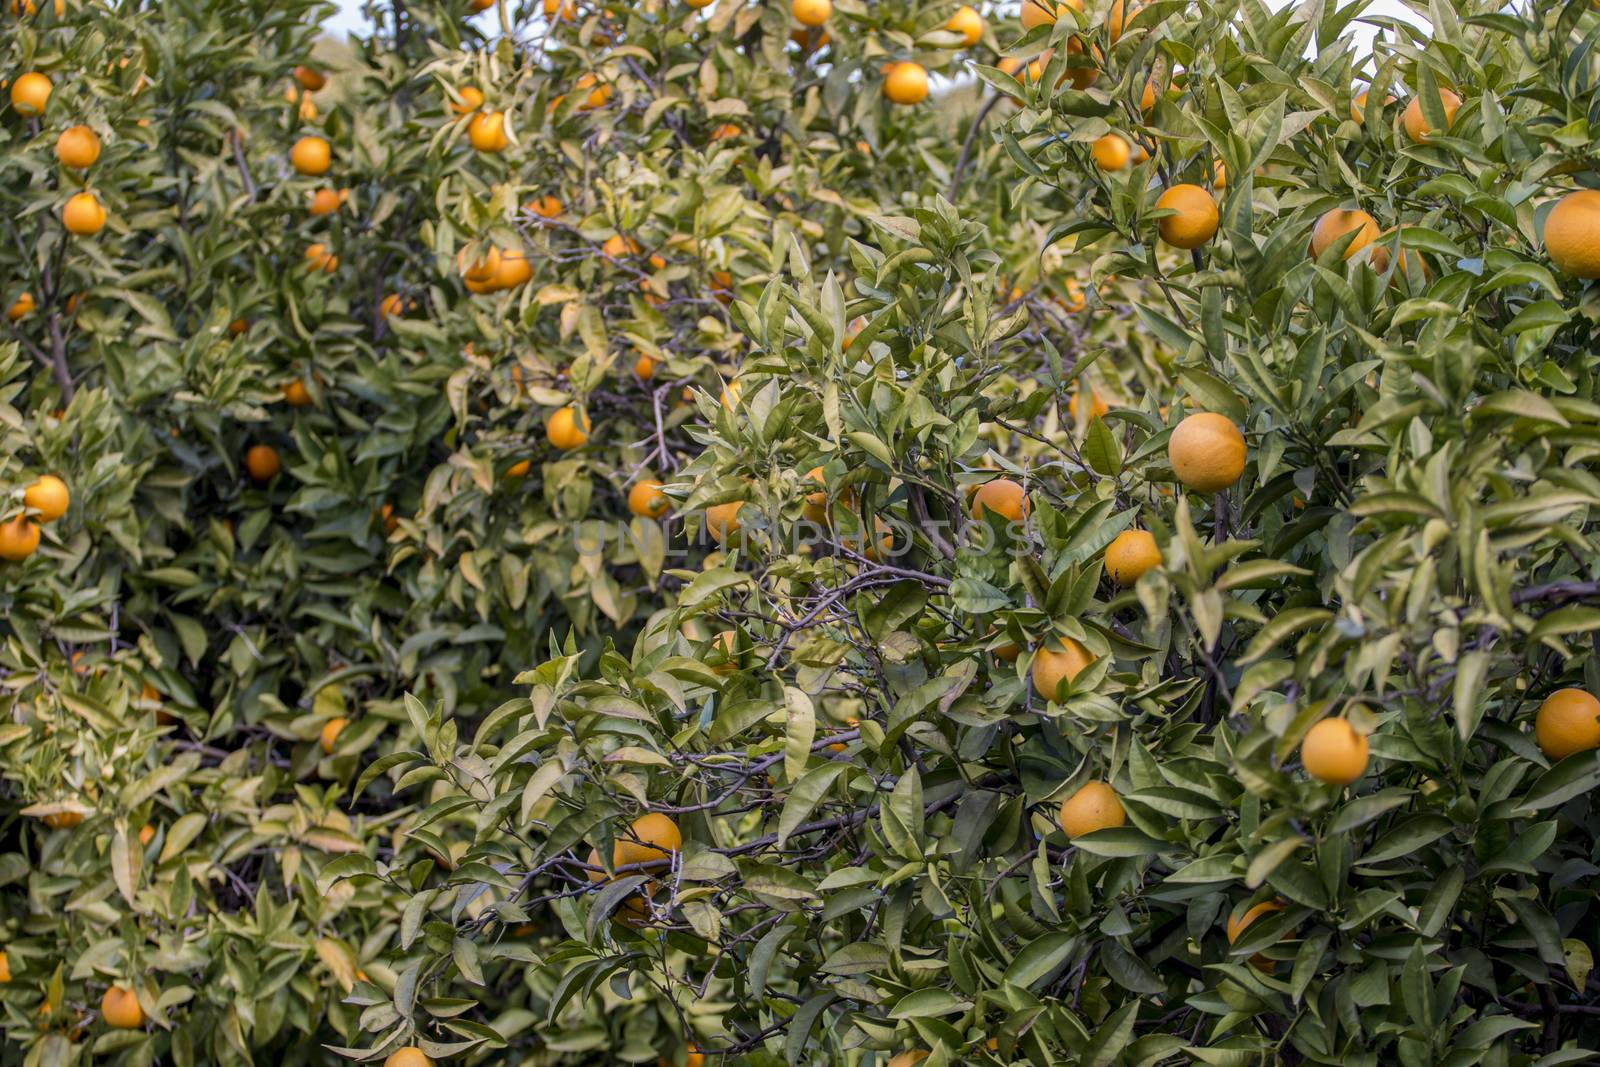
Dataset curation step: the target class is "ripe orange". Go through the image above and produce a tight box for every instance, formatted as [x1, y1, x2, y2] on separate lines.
[1057, 780, 1124, 837]
[1107, 0, 1139, 40]
[1209, 159, 1227, 189]
[791, 0, 829, 27]
[628, 479, 671, 518]
[138, 823, 156, 846]
[23, 475, 69, 522]
[293, 65, 327, 92]
[1032, 637, 1095, 700]
[1139, 77, 1158, 112]
[1543, 190, 1600, 279]
[705, 501, 744, 544]
[468, 110, 509, 152]
[282, 379, 313, 406]
[290, 135, 331, 175]
[229, 318, 248, 337]
[494, 249, 532, 289]
[575, 73, 612, 110]
[970, 478, 1027, 522]
[1154, 184, 1218, 248]
[380, 503, 400, 534]
[55, 125, 101, 168]
[506, 459, 532, 478]
[543, 0, 575, 19]
[1104, 529, 1160, 586]
[319, 717, 348, 754]
[309, 187, 345, 216]
[0, 951, 10, 983]
[546, 406, 591, 449]
[801, 466, 833, 525]
[1167, 412, 1246, 493]
[9, 72, 52, 116]
[528, 194, 562, 219]
[710, 629, 740, 673]
[305, 243, 338, 273]
[602, 234, 641, 259]
[710, 270, 735, 303]
[1020, 0, 1079, 30]
[0, 516, 40, 562]
[883, 62, 929, 105]
[1227, 900, 1286, 969]
[383, 1049, 433, 1067]
[451, 85, 485, 114]
[245, 444, 281, 483]
[613, 812, 682, 870]
[633, 353, 656, 379]
[1091, 134, 1130, 171]
[1534, 688, 1600, 759]
[1350, 89, 1395, 123]
[380, 293, 407, 319]
[6, 293, 35, 322]
[101, 985, 143, 1029]
[1299, 718, 1369, 784]
[1402, 87, 1461, 143]
[62, 192, 106, 236]
[946, 5, 983, 45]
[41, 810, 83, 829]
[1310, 208, 1380, 263]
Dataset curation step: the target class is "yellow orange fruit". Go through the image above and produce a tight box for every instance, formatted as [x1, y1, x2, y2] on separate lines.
[543, 0, 575, 18]
[883, 62, 929, 105]
[101, 985, 143, 1029]
[468, 110, 509, 152]
[245, 444, 281, 483]
[22, 475, 69, 522]
[1107, 0, 1139, 40]
[946, 4, 983, 45]
[1020, 0, 1079, 30]
[613, 812, 682, 870]
[290, 135, 331, 175]
[0, 516, 41, 561]
[293, 65, 327, 92]
[383, 1049, 433, 1067]
[1091, 134, 1130, 171]
[6, 293, 35, 322]
[1227, 900, 1286, 969]
[528, 194, 563, 219]
[55, 125, 101, 168]
[546, 405, 591, 449]
[62, 192, 106, 236]
[1401, 86, 1461, 143]
[1350, 89, 1395, 123]
[575, 73, 612, 110]
[710, 629, 740, 673]
[41, 810, 83, 829]
[1104, 529, 1160, 586]
[494, 249, 532, 289]
[1067, 384, 1108, 419]
[305, 243, 338, 273]
[1167, 412, 1246, 493]
[1057, 780, 1124, 837]
[1299, 718, 1369, 784]
[1534, 688, 1600, 759]
[9, 72, 52, 116]
[791, 0, 829, 26]
[138, 824, 156, 846]
[309, 187, 345, 216]
[282, 379, 313, 406]
[1032, 637, 1095, 700]
[628, 479, 670, 518]
[1154, 184, 1218, 249]
[1310, 208, 1380, 263]
[705, 501, 744, 544]
[0, 951, 10, 983]
[506, 459, 532, 478]
[970, 478, 1027, 522]
[319, 717, 348, 754]
[633, 353, 657, 379]
[603, 234, 641, 259]
[1543, 190, 1600, 280]
[451, 85, 485, 114]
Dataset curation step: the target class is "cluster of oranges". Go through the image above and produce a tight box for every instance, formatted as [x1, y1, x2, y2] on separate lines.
[0, 475, 71, 563]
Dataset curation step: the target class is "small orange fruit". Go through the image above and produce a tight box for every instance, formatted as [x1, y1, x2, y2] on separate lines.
[23, 476, 69, 523]
[546, 406, 591, 449]
[6, 293, 35, 322]
[290, 135, 331, 175]
[282, 379, 313, 406]
[245, 444, 281, 483]
[1058, 780, 1124, 837]
[1401, 87, 1461, 143]
[468, 110, 509, 152]
[62, 192, 106, 236]
[451, 85, 485, 114]
[1167, 412, 1246, 493]
[138, 824, 156, 846]
[947, 5, 983, 45]
[1020, 0, 1079, 30]
[633, 353, 657, 379]
[1104, 529, 1160, 586]
[1299, 718, 1369, 784]
[0, 516, 41, 561]
[1154, 183, 1218, 249]
[970, 478, 1027, 522]
[319, 717, 348, 754]
[309, 187, 344, 216]
[628, 479, 671, 518]
[883, 62, 929, 105]
[1032, 637, 1095, 700]
[528, 194, 563, 219]
[1543, 190, 1600, 280]
[9, 72, 52, 116]
[1227, 900, 1286, 969]
[1534, 688, 1600, 760]
[293, 65, 328, 92]
[705, 501, 744, 544]
[506, 459, 532, 478]
[383, 1049, 433, 1067]
[1091, 134, 1130, 171]
[613, 812, 682, 870]
[101, 985, 143, 1029]
[791, 0, 829, 26]
[1350, 89, 1395, 123]
[55, 125, 101, 168]
[1310, 208, 1381, 263]
[304, 243, 338, 273]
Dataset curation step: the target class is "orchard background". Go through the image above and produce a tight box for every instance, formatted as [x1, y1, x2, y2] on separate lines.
[5, 0, 1600, 1062]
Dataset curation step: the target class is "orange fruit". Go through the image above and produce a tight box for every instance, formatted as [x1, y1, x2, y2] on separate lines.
[62, 192, 106, 236]
[229, 318, 248, 337]
[1020, 0, 1079, 30]
[1310, 208, 1381, 263]
[1032, 637, 1095, 700]
[543, 0, 575, 18]
[469, 110, 509, 152]
[705, 501, 744, 544]
[1068, 384, 1108, 419]
[6, 293, 35, 322]
[282, 379, 313, 406]
[628, 479, 671, 518]
[1402, 87, 1461, 143]
[304, 243, 338, 273]
[1350, 89, 1395, 123]
[0, 516, 41, 561]
[1209, 159, 1227, 189]
[309, 187, 344, 216]
[383, 1049, 433, 1067]
[1543, 190, 1600, 279]
[1299, 718, 1369, 784]
[245, 444, 281, 483]
[546, 405, 591, 449]
[494, 249, 532, 289]
[101, 985, 143, 1029]
[633, 353, 657, 379]
[613, 812, 682, 870]
[293, 65, 327, 92]
[23, 475, 69, 522]
[0, 951, 10, 983]
[1058, 780, 1124, 837]
[290, 135, 331, 175]
[791, 0, 829, 26]
[55, 125, 101, 168]
[506, 459, 532, 478]
[9, 72, 52, 116]
[709, 629, 740, 673]
[970, 478, 1027, 522]
[451, 85, 485, 114]
[602, 234, 641, 259]
[380, 293, 408, 319]
[801, 466, 833, 525]
[1154, 184, 1218, 249]
[528, 194, 562, 219]
[138, 823, 156, 846]
[1139, 78, 1158, 112]
[1167, 412, 1246, 493]
[575, 73, 612, 110]
[380, 503, 400, 534]
[1107, 0, 1139, 40]
[1091, 134, 1130, 171]
[883, 62, 929, 105]
[1104, 529, 1160, 585]
[1227, 900, 1286, 969]
[1534, 688, 1600, 759]
[319, 717, 348, 754]
[41, 810, 83, 829]
[946, 5, 983, 45]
